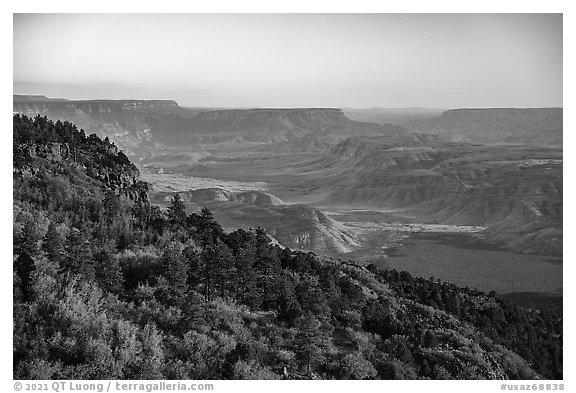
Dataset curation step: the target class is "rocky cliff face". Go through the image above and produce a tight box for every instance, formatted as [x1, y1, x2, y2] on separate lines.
[18, 141, 149, 206]
[20, 141, 71, 161]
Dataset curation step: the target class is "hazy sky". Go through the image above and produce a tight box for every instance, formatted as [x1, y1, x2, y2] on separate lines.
[13, 13, 562, 108]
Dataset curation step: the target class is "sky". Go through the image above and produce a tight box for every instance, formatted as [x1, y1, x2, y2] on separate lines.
[13, 13, 563, 108]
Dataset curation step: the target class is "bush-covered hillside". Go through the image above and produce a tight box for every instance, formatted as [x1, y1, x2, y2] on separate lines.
[13, 115, 562, 380]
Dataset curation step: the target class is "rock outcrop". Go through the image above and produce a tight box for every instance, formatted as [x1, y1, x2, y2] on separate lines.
[13, 115, 150, 206]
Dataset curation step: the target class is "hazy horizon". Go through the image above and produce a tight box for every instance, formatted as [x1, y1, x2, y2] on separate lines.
[11, 93, 565, 110]
[14, 14, 562, 108]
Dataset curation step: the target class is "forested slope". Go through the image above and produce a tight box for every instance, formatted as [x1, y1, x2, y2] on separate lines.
[13, 115, 561, 380]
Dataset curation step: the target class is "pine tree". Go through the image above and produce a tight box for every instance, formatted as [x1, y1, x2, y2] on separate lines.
[255, 243, 281, 310]
[63, 228, 96, 280]
[254, 227, 270, 248]
[94, 250, 124, 293]
[14, 253, 35, 301]
[225, 228, 253, 255]
[180, 291, 208, 333]
[17, 220, 42, 259]
[160, 245, 188, 299]
[202, 243, 234, 299]
[167, 194, 187, 225]
[43, 222, 64, 263]
[295, 276, 330, 319]
[234, 244, 261, 310]
[183, 245, 202, 289]
[193, 207, 224, 246]
[277, 273, 302, 325]
[294, 312, 326, 377]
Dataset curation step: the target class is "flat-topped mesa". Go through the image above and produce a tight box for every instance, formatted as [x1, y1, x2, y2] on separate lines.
[146, 106, 405, 146]
[189, 107, 359, 131]
[200, 107, 349, 118]
[13, 95, 70, 103]
[439, 107, 563, 120]
[414, 107, 563, 145]
[13, 96, 180, 115]
[74, 99, 179, 113]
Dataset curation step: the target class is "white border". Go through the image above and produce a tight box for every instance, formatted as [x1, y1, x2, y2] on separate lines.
[3, 2, 572, 391]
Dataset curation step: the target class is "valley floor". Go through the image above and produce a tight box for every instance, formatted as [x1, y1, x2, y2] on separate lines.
[141, 163, 563, 315]
[318, 208, 563, 310]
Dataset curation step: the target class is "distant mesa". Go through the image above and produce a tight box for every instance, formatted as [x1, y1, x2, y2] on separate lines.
[412, 107, 563, 146]
[13, 94, 70, 103]
[13, 97, 180, 115]
[343, 107, 445, 126]
[344, 106, 563, 147]
[145, 106, 406, 147]
[13, 94, 563, 156]
[13, 95, 407, 156]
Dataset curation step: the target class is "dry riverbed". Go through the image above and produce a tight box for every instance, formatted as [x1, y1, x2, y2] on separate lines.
[141, 172, 268, 193]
